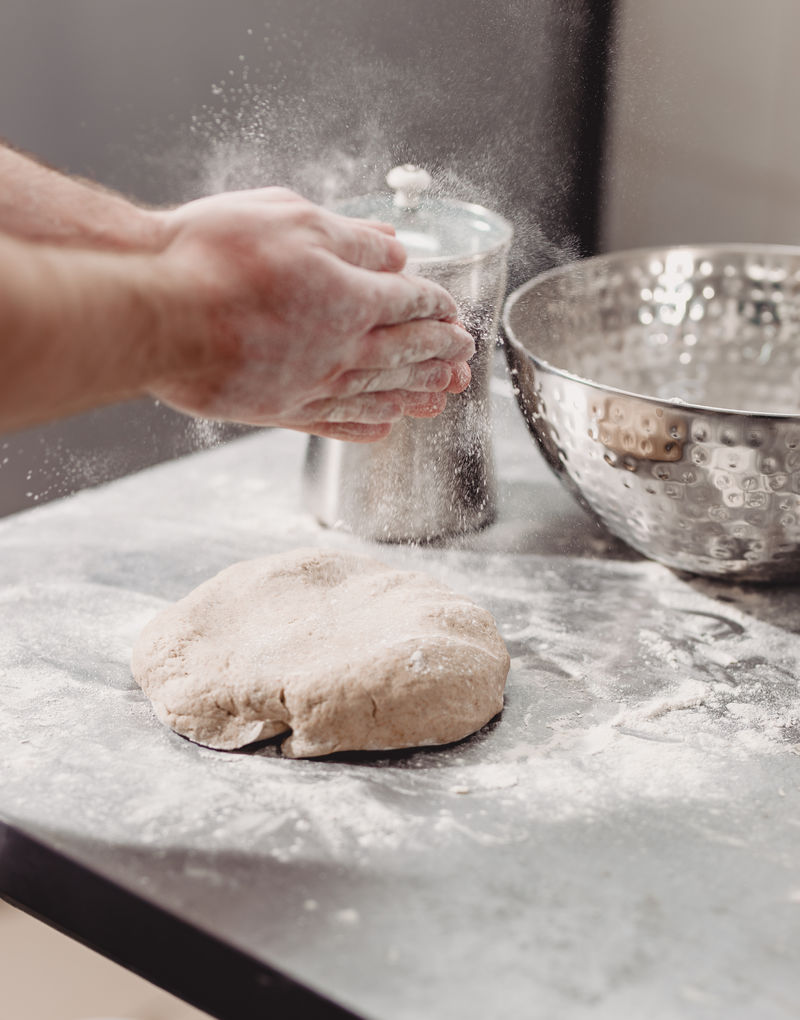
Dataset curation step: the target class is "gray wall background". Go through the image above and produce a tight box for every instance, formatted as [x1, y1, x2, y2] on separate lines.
[603, 0, 800, 252]
[0, 0, 610, 516]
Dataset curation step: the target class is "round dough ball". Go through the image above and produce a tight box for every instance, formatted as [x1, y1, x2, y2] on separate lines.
[132, 548, 509, 758]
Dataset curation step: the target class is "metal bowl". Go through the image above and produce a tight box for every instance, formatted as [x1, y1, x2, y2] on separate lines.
[502, 244, 800, 581]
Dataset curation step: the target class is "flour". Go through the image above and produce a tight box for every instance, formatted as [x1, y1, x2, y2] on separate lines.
[1, 429, 800, 876]
[612, 678, 709, 724]
[334, 908, 360, 925]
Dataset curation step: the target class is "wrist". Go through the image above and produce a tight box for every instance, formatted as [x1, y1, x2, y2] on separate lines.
[143, 244, 228, 386]
[84, 201, 171, 255]
[0, 238, 170, 431]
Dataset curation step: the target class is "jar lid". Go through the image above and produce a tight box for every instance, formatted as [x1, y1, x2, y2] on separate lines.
[334, 164, 513, 264]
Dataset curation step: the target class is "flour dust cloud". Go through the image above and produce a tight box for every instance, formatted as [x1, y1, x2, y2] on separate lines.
[173, 1, 593, 284]
[1, 1, 603, 515]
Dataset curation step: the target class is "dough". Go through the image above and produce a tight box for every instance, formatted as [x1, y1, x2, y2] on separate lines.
[131, 548, 509, 758]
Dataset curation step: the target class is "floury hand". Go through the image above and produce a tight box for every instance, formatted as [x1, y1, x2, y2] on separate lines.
[0, 168, 473, 437]
[149, 188, 474, 440]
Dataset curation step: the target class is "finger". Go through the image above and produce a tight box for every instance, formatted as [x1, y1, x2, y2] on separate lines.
[344, 218, 397, 236]
[354, 267, 459, 324]
[405, 392, 448, 417]
[446, 361, 472, 393]
[331, 360, 470, 398]
[333, 359, 456, 398]
[307, 421, 393, 443]
[356, 320, 475, 370]
[302, 390, 447, 424]
[317, 215, 406, 272]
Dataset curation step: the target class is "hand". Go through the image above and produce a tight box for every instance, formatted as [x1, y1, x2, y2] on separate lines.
[149, 188, 474, 440]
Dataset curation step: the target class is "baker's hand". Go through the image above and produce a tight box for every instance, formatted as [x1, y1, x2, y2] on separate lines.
[148, 188, 474, 441]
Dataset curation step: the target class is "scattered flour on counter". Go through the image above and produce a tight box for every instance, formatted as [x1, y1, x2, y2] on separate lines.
[2, 443, 800, 867]
[4, 596, 800, 866]
[611, 678, 709, 726]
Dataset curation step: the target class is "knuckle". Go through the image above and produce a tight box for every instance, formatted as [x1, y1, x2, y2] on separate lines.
[382, 237, 407, 270]
[365, 325, 404, 368]
[380, 395, 405, 421]
[296, 203, 324, 230]
[260, 186, 303, 203]
[345, 298, 377, 335]
[422, 361, 452, 389]
[335, 370, 372, 397]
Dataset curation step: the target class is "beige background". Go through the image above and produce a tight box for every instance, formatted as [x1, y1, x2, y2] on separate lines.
[603, 0, 800, 249]
[0, 901, 208, 1020]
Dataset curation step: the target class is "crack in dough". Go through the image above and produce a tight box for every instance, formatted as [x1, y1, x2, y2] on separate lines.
[131, 548, 510, 758]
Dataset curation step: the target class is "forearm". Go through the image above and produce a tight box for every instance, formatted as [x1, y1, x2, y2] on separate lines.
[0, 142, 167, 252]
[0, 233, 187, 432]
[0, 188, 473, 440]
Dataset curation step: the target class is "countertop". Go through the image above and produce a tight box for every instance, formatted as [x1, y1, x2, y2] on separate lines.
[1, 374, 799, 1019]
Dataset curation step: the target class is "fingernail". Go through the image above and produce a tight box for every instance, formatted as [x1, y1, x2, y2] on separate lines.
[448, 362, 471, 393]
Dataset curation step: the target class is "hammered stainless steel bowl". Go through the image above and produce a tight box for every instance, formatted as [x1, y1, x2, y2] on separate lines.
[503, 244, 800, 581]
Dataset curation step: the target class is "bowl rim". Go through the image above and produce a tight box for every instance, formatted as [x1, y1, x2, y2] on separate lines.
[502, 242, 800, 422]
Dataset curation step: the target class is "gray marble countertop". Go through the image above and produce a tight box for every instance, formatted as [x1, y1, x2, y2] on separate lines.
[1, 377, 800, 1019]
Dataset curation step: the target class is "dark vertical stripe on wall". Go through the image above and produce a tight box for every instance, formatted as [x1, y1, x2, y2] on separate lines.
[574, 0, 617, 255]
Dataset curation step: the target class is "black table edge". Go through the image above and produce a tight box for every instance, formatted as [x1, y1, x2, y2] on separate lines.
[0, 820, 362, 1020]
